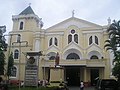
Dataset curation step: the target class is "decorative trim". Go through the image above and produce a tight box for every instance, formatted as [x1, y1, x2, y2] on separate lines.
[12, 14, 40, 22]
[45, 32, 64, 35]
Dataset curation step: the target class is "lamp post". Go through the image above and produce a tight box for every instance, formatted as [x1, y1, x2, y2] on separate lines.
[12, 35, 28, 90]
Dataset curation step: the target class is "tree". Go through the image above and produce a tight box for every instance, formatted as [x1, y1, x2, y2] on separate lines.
[7, 52, 14, 78]
[104, 20, 120, 84]
[0, 52, 5, 75]
[0, 26, 7, 76]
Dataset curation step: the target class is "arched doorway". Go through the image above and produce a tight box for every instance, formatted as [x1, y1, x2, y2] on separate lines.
[63, 49, 81, 86]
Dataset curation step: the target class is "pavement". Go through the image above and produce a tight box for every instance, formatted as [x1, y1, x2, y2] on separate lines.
[68, 86, 95, 90]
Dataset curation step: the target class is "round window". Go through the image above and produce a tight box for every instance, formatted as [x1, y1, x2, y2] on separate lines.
[71, 29, 75, 34]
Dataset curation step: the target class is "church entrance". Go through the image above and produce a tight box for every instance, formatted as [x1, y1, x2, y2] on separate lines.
[65, 67, 80, 86]
[90, 69, 99, 86]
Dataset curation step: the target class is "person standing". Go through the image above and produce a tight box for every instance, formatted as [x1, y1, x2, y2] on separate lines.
[80, 81, 84, 90]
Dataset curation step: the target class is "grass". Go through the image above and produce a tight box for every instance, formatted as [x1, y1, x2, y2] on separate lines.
[9, 86, 59, 90]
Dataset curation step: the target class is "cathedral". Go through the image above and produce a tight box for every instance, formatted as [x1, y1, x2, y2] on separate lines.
[7, 5, 112, 86]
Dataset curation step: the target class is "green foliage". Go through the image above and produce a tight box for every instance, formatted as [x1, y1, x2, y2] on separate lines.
[0, 26, 7, 75]
[105, 20, 120, 52]
[0, 52, 5, 75]
[112, 63, 120, 77]
[0, 36, 7, 52]
[104, 20, 120, 81]
[7, 52, 14, 77]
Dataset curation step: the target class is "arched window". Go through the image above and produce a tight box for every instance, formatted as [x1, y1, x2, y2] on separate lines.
[90, 55, 98, 59]
[14, 49, 19, 59]
[10, 66, 17, 77]
[49, 38, 52, 46]
[66, 53, 80, 59]
[68, 34, 72, 44]
[89, 36, 92, 45]
[74, 34, 78, 43]
[95, 36, 98, 45]
[54, 37, 58, 46]
[49, 56, 55, 60]
[19, 21, 24, 30]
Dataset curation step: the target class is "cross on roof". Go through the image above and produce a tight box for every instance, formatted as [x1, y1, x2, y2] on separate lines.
[72, 10, 75, 17]
[29, 3, 31, 6]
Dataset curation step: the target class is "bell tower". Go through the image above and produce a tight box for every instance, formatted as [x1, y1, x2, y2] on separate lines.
[12, 5, 43, 31]
[11, 5, 43, 51]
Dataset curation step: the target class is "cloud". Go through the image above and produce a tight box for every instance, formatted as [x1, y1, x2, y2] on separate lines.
[0, 0, 120, 33]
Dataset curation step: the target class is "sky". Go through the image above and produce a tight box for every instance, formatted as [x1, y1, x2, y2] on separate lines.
[0, 0, 120, 34]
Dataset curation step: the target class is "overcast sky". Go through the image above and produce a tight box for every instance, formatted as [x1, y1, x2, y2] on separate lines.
[0, 0, 120, 34]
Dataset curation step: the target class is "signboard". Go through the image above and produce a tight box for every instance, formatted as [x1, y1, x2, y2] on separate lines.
[24, 65, 38, 86]
[24, 51, 42, 87]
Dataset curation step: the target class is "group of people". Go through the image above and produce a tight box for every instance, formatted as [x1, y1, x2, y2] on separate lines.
[21, 79, 49, 87]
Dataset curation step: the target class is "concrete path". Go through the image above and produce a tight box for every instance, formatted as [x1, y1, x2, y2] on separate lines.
[68, 86, 95, 90]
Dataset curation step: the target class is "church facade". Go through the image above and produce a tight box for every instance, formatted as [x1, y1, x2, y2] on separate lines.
[7, 6, 112, 86]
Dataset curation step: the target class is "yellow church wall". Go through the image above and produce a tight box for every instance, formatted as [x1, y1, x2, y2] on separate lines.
[104, 58, 111, 79]
[58, 35, 63, 51]
[24, 19, 38, 30]
[50, 68, 64, 82]
[62, 32, 68, 49]
[21, 32, 34, 48]
[19, 64, 25, 80]
[41, 35, 46, 52]
[12, 20, 19, 31]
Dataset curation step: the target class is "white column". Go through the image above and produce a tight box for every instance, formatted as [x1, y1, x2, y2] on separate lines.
[35, 39, 40, 51]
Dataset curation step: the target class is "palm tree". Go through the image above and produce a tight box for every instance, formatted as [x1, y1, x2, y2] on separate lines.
[104, 20, 120, 85]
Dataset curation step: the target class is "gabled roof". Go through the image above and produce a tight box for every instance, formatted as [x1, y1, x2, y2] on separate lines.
[46, 17, 102, 30]
[19, 6, 35, 15]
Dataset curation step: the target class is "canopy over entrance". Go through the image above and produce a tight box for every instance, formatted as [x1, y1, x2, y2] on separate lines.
[25, 51, 42, 56]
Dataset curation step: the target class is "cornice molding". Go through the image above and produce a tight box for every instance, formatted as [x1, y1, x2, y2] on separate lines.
[12, 14, 40, 22]
[45, 31, 64, 36]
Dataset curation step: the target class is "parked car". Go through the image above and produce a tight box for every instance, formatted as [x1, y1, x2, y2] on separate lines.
[95, 79, 118, 90]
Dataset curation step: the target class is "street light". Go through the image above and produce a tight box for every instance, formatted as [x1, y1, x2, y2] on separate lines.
[12, 35, 28, 90]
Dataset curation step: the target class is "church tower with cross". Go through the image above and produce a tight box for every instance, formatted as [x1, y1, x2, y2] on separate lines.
[8, 5, 112, 87]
